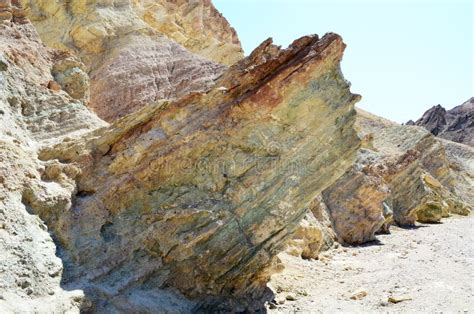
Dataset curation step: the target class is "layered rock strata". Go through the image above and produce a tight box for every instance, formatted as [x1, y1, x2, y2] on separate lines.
[286, 108, 472, 254]
[133, 0, 244, 65]
[1, 13, 362, 310]
[38, 33, 360, 311]
[323, 110, 471, 239]
[0, 11, 105, 311]
[20, 0, 242, 121]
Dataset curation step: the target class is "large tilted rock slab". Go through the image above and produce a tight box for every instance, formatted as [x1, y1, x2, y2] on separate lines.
[37, 33, 361, 311]
[20, 0, 240, 121]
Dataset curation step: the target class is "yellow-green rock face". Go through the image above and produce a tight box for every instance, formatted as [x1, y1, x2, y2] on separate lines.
[37, 33, 361, 311]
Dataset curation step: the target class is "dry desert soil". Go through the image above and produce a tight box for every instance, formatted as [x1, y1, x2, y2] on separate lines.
[268, 214, 474, 313]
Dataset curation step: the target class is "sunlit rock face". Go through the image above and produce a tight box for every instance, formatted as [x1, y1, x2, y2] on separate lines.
[321, 149, 389, 245]
[134, 0, 244, 65]
[354, 109, 471, 227]
[409, 97, 474, 147]
[19, 0, 239, 121]
[37, 33, 361, 311]
[297, 109, 473, 252]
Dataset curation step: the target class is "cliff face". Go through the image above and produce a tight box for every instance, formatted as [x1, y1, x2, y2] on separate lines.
[19, 0, 237, 121]
[0, 7, 105, 311]
[409, 98, 474, 147]
[134, 0, 244, 65]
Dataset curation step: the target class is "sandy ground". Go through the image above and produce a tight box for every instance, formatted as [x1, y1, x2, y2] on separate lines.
[267, 215, 474, 313]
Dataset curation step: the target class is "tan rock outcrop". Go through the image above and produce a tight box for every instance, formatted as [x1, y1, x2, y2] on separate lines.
[20, 0, 241, 121]
[286, 213, 324, 260]
[0, 13, 105, 312]
[321, 149, 389, 244]
[302, 108, 473, 251]
[355, 109, 470, 226]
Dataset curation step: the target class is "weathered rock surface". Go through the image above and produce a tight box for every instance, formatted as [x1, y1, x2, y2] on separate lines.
[35, 33, 360, 311]
[134, 0, 244, 65]
[439, 138, 474, 207]
[356, 109, 470, 225]
[409, 97, 474, 147]
[0, 10, 105, 312]
[2, 2, 472, 312]
[321, 149, 389, 244]
[20, 0, 240, 121]
[298, 108, 472, 250]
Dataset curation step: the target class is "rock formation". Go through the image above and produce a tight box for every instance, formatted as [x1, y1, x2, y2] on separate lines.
[0, 8, 105, 311]
[408, 97, 473, 147]
[133, 0, 244, 65]
[1, 1, 473, 312]
[313, 109, 472, 247]
[20, 0, 239, 121]
[36, 33, 360, 311]
[0, 3, 364, 309]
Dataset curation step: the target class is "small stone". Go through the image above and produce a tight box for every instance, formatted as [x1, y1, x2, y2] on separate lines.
[268, 302, 277, 309]
[350, 290, 368, 300]
[388, 296, 412, 304]
[285, 294, 297, 301]
[47, 80, 61, 92]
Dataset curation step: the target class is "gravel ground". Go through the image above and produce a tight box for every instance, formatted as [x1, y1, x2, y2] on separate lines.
[268, 215, 474, 313]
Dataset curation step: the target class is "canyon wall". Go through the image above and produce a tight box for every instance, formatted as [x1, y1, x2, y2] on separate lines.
[0, 6, 105, 311]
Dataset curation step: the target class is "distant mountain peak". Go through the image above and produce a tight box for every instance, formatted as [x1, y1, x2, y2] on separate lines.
[409, 97, 474, 146]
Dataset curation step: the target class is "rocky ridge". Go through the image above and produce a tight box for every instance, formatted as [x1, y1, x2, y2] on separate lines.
[285, 108, 472, 258]
[408, 97, 473, 147]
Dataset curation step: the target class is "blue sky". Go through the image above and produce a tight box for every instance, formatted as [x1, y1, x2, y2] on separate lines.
[213, 0, 473, 122]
